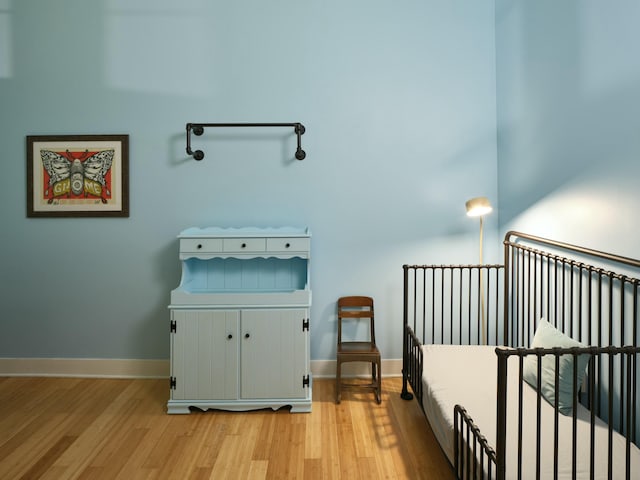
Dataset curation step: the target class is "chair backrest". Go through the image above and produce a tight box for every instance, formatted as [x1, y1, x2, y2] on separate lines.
[337, 296, 376, 345]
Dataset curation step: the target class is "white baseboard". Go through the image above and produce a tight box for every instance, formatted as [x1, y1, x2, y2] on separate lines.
[0, 358, 170, 378]
[0, 357, 403, 379]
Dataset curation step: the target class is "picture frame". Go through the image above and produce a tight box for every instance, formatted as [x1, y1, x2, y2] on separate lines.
[27, 134, 129, 217]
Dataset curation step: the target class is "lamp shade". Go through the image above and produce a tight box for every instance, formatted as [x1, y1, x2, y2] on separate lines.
[465, 197, 492, 217]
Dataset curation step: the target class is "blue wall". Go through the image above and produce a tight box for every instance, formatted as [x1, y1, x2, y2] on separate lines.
[0, 1, 497, 361]
[496, 0, 640, 258]
[8, 0, 638, 364]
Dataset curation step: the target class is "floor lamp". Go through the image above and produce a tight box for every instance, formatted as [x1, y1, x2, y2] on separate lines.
[465, 197, 493, 345]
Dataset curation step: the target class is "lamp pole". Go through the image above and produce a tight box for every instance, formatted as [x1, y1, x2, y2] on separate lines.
[465, 197, 492, 346]
[479, 215, 486, 345]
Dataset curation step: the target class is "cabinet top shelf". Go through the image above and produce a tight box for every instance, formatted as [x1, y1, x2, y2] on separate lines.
[179, 226, 310, 238]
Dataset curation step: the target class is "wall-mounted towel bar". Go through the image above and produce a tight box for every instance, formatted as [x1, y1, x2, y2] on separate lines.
[185, 122, 306, 161]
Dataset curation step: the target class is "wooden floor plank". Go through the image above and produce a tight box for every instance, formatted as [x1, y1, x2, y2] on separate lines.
[17, 435, 78, 480]
[0, 377, 454, 479]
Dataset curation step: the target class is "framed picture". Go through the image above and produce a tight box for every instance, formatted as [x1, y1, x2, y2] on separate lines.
[27, 134, 129, 217]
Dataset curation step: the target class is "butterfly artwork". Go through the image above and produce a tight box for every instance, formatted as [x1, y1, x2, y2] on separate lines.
[40, 149, 114, 204]
[27, 135, 128, 217]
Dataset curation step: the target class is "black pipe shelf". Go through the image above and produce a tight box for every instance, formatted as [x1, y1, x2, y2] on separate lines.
[185, 122, 306, 161]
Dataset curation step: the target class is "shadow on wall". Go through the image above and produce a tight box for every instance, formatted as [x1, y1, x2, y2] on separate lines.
[131, 237, 182, 358]
[0, 2, 12, 79]
[496, 0, 640, 226]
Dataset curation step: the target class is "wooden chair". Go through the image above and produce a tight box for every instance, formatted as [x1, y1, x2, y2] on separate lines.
[335, 296, 382, 404]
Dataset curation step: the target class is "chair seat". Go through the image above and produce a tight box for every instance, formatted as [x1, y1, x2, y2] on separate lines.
[338, 342, 379, 355]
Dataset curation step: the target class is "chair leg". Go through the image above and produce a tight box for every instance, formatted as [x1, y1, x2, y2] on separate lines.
[336, 360, 341, 404]
[375, 360, 382, 404]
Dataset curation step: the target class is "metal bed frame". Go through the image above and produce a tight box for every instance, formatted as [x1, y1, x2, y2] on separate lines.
[401, 231, 640, 479]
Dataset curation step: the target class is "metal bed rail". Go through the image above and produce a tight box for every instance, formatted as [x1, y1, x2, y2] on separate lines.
[495, 345, 640, 480]
[403, 264, 505, 346]
[401, 324, 423, 403]
[454, 405, 497, 480]
[504, 233, 640, 441]
[504, 232, 640, 351]
[401, 264, 504, 403]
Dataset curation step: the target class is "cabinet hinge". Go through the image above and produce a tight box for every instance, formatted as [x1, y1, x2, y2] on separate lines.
[170, 377, 177, 389]
[302, 374, 310, 388]
[170, 320, 176, 333]
[302, 318, 309, 332]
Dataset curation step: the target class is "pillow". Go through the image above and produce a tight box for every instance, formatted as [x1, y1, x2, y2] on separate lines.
[522, 318, 591, 415]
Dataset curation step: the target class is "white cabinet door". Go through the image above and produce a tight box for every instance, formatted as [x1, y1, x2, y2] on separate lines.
[240, 309, 309, 399]
[171, 310, 239, 400]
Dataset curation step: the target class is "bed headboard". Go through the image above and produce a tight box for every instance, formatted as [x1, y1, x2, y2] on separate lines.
[503, 231, 640, 350]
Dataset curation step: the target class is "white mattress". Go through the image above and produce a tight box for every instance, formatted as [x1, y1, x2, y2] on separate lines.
[421, 344, 640, 479]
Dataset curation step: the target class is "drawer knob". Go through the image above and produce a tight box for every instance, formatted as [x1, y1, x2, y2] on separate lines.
[241, 243, 247, 248]
[245, 333, 250, 339]
[227, 334, 233, 340]
[197, 244, 202, 249]
[285, 243, 291, 248]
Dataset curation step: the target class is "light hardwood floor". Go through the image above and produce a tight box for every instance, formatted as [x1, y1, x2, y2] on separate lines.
[0, 376, 454, 479]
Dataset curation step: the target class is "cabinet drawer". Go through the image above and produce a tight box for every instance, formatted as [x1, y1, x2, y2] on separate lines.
[181, 238, 223, 253]
[266, 237, 310, 252]
[223, 238, 266, 253]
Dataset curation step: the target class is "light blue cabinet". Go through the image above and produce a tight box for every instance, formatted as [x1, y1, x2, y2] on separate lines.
[167, 227, 312, 414]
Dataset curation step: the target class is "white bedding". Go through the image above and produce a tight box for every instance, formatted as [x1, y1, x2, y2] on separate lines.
[421, 344, 640, 479]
